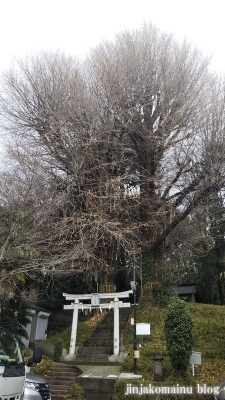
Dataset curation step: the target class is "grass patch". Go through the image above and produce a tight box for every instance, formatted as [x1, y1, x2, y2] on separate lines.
[45, 311, 103, 349]
[23, 348, 54, 376]
[121, 297, 225, 386]
[31, 296, 225, 398]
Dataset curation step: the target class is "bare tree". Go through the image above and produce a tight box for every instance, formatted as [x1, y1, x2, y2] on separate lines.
[1, 24, 225, 284]
[84, 25, 225, 277]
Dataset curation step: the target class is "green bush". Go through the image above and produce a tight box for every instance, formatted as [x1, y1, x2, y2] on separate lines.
[66, 383, 84, 400]
[22, 348, 54, 376]
[53, 340, 63, 362]
[151, 279, 173, 307]
[31, 357, 54, 376]
[164, 296, 194, 374]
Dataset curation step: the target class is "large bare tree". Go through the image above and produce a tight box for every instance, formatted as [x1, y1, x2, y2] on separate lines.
[0, 24, 225, 284]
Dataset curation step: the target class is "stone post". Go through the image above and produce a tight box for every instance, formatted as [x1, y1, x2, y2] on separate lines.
[153, 355, 164, 381]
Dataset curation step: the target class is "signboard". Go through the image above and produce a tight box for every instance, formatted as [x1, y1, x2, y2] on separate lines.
[136, 323, 150, 335]
[91, 294, 100, 305]
[189, 351, 202, 376]
[189, 351, 202, 365]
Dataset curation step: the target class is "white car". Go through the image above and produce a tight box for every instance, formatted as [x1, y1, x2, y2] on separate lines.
[215, 379, 225, 400]
[24, 372, 51, 400]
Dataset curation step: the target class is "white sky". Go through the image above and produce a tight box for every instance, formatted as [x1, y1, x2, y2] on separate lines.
[1, 0, 225, 74]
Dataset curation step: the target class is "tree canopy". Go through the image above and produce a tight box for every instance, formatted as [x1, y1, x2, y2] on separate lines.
[0, 23, 225, 291]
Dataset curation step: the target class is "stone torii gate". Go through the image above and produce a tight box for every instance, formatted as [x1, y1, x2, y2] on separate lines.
[63, 290, 132, 360]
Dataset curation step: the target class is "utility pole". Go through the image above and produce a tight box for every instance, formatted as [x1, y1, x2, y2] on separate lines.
[133, 253, 137, 375]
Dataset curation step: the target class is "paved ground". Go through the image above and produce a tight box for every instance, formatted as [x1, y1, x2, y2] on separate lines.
[76, 365, 142, 379]
[76, 365, 121, 378]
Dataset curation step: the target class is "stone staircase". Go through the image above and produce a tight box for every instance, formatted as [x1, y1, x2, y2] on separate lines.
[44, 307, 132, 400]
[76, 307, 131, 362]
[75, 375, 116, 400]
[45, 363, 82, 400]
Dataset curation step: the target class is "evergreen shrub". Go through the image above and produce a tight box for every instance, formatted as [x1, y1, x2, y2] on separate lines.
[66, 383, 84, 400]
[53, 340, 63, 362]
[151, 279, 173, 307]
[164, 296, 194, 374]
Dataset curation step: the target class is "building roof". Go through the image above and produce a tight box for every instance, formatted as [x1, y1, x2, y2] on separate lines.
[26, 302, 50, 314]
[173, 283, 198, 295]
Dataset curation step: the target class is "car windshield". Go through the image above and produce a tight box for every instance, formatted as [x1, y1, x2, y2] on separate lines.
[0, 328, 23, 363]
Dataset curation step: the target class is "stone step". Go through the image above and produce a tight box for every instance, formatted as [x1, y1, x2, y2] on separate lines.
[79, 349, 112, 355]
[76, 356, 109, 362]
[94, 328, 114, 331]
[77, 355, 110, 360]
[86, 342, 112, 346]
[91, 331, 125, 338]
[78, 350, 112, 356]
[93, 321, 129, 329]
[50, 388, 70, 395]
[91, 327, 126, 333]
[77, 354, 110, 360]
[94, 325, 114, 330]
[48, 374, 78, 385]
[65, 360, 120, 366]
[85, 341, 113, 347]
[85, 339, 113, 343]
[75, 376, 116, 400]
[51, 395, 65, 400]
[78, 350, 110, 355]
[91, 334, 113, 339]
[48, 370, 79, 379]
[80, 345, 112, 350]
[86, 335, 113, 339]
[47, 323, 128, 400]
[79, 346, 112, 354]
[51, 364, 80, 372]
[74, 307, 132, 365]
[48, 382, 76, 387]
[44, 363, 81, 400]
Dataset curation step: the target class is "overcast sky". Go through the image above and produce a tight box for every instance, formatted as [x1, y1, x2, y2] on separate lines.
[1, 0, 225, 74]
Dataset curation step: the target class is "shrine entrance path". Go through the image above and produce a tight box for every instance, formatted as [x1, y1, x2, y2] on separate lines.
[75, 364, 122, 378]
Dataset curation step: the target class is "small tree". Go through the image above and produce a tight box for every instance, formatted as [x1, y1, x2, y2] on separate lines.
[66, 383, 84, 400]
[0, 293, 30, 340]
[53, 340, 63, 362]
[164, 296, 194, 373]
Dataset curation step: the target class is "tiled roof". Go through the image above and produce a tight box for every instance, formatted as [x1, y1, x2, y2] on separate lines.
[174, 283, 197, 295]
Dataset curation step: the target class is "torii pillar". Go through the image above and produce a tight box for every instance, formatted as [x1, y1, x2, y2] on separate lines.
[114, 298, 119, 356]
[69, 299, 79, 356]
